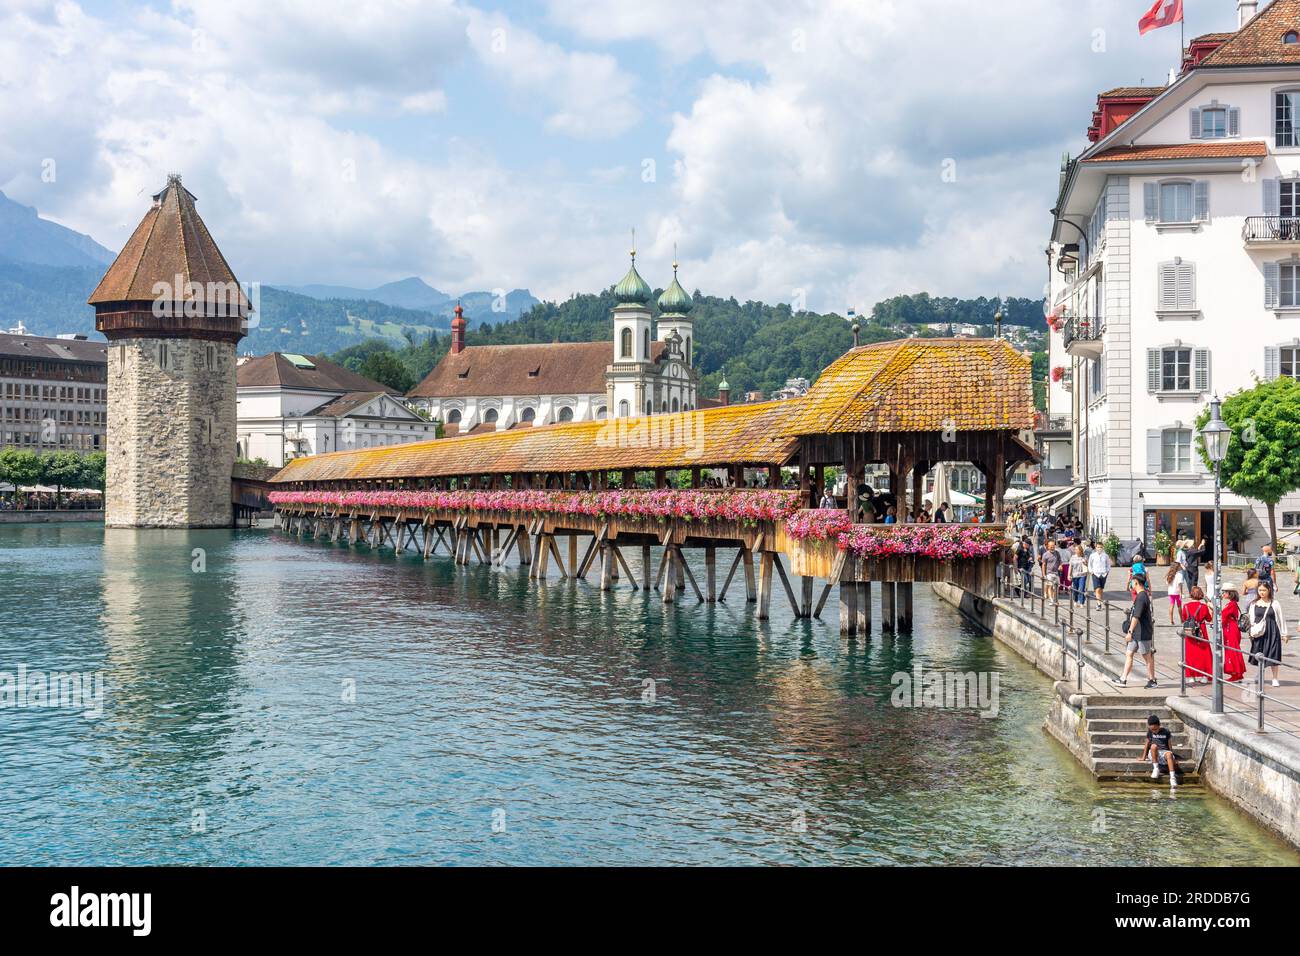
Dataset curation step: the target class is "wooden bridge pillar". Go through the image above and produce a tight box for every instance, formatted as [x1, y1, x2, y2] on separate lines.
[705, 546, 717, 602]
[839, 582, 858, 636]
[800, 575, 814, 617]
[742, 549, 756, 602]
[856, 581, 869, 634]
[881, 582, 897, 633]
[757, 551, 774, 620]
[897, 583, 914, 632]
[641, 544, 652, 590]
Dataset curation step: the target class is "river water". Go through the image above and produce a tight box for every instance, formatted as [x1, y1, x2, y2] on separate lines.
[0, 522, 1294, 866]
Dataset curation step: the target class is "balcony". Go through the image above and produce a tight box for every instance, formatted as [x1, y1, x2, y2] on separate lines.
[1243, 216, 1300, 246]
[1062, 315, 1103, 360]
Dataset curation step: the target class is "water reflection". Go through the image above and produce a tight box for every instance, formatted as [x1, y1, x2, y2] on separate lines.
[0, 523, 1294, 866]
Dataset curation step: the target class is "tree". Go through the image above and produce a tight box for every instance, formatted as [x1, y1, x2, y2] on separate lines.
[39, 451, 85, 507]
[358, 350, 416, 394]
[1195, 377, 1300, 549]
[79, 452, 106, 491]
[0, 448, 42, 495]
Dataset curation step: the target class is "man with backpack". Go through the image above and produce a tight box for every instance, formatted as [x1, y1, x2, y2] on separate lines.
[1113, 573, 1157, 689]
[1255, 544, 1276, 592]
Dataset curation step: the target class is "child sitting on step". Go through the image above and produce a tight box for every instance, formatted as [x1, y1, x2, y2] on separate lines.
[1142, 715, 1179, 788]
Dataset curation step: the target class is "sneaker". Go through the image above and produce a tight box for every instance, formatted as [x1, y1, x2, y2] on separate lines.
[1273, 679, 1281, 687]
[1170, 774, 1179, 788]
[1110, 677, 1126, 687]
[1145, 679, 1158, 689]
[1150, 765, 1161, 780]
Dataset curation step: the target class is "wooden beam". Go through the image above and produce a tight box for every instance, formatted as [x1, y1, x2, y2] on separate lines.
[610, 542, 639, 590]
[717, 547, 744, 602]
[674, 546, 704, 602]
[548, 534, 568, 579]
[705, 545, 717, 603]
[742, 548, 757, 603]
[813, 582, 834, 619]
[757, 550, 774, 620]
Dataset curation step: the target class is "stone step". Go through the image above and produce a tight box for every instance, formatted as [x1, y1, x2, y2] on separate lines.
[1093, 757, 1198, 781]
[1088, 730, 1172, 745]
[1090, 743, 1158, 759]
[1086, 718, 1185, 734]
[1084, 705, 1178, 720]
[1082, 695, 1172, 708]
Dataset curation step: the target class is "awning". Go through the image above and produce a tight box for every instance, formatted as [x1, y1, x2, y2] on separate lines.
[1142, 490, 1253, 510]
[1051, 486, 1086, 511]
[1018, 484, 1085, 511]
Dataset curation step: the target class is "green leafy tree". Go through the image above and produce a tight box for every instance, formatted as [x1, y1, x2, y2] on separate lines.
[79, 452, 107, 492]
[1195, 377, 1300, 549]
[39, 451, 86, 506]
[0, 448, 42, 493]
[358, 350, 416, 394]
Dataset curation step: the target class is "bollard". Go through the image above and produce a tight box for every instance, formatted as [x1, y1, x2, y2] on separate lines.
[1060, 622, 1068, 678]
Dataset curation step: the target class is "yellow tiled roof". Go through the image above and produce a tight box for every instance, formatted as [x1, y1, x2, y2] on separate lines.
[272, 399, 801, 483]
[781, 337, 1036, 434]
[271, 337, 1036, 484]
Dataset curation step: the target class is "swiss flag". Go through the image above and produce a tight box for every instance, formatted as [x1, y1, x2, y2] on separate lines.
[1139, 0, 1183, 35]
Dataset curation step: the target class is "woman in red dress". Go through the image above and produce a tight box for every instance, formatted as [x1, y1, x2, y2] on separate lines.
[1221, 588, 1248, 682]
[1181, 586, 1214, 683]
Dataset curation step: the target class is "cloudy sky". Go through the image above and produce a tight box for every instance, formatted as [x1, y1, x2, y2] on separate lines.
[0, 0, 1241, 311]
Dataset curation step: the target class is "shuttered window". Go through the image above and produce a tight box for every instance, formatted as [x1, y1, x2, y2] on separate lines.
[1161, 429, 1193, 473]
[1265, 345, 1300, 380]
[1143, 180, 1209, 223]
[1191, 103, 1239, 139]
[1157, 260, 1196, 311]
[1147, 347, 1210, 393]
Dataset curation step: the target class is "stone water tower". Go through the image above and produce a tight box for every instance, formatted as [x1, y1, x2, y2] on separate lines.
[88, 175, 249, 527]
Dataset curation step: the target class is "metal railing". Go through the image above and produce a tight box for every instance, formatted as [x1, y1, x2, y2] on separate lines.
[1242, 216, 1300, 242]
[1061, 314, 1103, 352]
[994, 562, 1300, 737]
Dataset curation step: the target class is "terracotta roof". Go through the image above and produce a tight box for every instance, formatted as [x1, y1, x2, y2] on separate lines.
[1098, 86, 1165, 98]
[271, 399, 800, 483]
[0, 332, 108, 365]
[1190, 32, 1235, 43]
[236, 352, 400, 394]
[271, 338, 1035, 484]
[408, 341, 616, 398]
[780, 338, 1035, 435]
[1199, 0, 1300, 66]
[1084, 142, 1268, 163]
[89, 176, 249, 313]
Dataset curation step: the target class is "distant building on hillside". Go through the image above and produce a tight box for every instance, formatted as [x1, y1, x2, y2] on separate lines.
[0, 330, 107, 452]
[406, 249, 699, 430]
[772, 377, 810, 400]
[236, 352, 437, 466]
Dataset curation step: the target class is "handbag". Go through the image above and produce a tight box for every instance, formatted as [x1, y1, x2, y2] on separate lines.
[1249, 605, 1272, 640]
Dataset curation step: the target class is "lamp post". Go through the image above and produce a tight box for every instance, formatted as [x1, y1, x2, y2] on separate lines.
[1201, 395, 1232, 715]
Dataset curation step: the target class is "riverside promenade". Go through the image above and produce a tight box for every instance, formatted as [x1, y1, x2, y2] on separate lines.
[935, 565, 1300, 850]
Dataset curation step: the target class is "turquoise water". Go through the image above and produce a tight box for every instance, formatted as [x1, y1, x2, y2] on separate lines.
[0, 523, 1294, 866]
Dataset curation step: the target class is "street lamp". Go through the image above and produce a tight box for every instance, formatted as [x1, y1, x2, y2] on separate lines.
[1201, 395, 1232, 715]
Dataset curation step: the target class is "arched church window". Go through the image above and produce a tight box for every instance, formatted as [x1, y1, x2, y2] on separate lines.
[595, 406, 607, 419]
[558, 406, 574, 422]
[618, 400, 630, 417]
[620, 327, 633, 358]
[446, 409, 462, 424]
[483, 408, 498, 423]
[521, 406, 536, 422]
[643, 328, 650, 359]
[671, 397, 680, 412]
[685, 336, 692, 365]
[645, 400, 653, 416]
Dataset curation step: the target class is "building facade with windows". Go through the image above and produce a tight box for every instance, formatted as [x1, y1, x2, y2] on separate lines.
[236, 352, 437, 467]
[1047, 0, 1300, 552]
[407, 252, 698, 430]
[0, 331, 108, 452]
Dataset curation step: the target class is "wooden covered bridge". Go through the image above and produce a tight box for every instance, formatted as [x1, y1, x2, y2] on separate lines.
[269, 338, 1037, 634]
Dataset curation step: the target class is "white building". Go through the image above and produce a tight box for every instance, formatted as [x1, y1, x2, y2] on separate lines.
[407, 252, 698, 430]
[1047, 0, 1300, 553]
[236, 352, 437, 466]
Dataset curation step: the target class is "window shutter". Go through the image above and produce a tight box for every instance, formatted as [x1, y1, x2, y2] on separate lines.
[1265, 346, 1281, 380]
[1147, 348, 1161, 392]
[1190, 108, 1202, 138]
[1178, 262, 1196, 309]
[1143, 182, 1158, 222]
[1265, 178, 1281, 217]
[1229, 107, 1241, 136]
[1157, 262, 1175, 309]
[1194, 180, 1210, 221]
[1194, 348, 1210, 392]
[1147, 430, 1163, 474]
[1266, 261, 1281, 308]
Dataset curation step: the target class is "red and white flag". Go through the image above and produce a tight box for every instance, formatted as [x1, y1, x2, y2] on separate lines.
[1139, 0, 1183, 35]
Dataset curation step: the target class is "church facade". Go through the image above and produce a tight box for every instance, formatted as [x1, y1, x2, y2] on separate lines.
[406, 252, 699, 432]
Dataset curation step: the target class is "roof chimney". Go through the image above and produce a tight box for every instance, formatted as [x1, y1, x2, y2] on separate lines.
[1239, 0, 1258, 28]
[450, 301, 466, 355]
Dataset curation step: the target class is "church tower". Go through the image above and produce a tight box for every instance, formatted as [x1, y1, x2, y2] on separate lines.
[89, 175, 249, 528]
[656, 253, 694, 367]
[606, 240, 654, 417]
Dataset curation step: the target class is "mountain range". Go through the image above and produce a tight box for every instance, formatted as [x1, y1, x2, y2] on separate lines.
[0, 190, 537, 350]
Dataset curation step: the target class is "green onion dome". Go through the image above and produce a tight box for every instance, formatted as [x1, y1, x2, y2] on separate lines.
[614, 250, 652, 305]
[657, 262, 692, 314]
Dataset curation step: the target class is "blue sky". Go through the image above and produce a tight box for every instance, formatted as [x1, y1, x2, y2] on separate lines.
[0, 0, 1242, 311]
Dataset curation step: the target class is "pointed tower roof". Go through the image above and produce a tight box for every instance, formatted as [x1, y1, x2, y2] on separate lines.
[657, 254, 692, 315]
[613, 232, 652, 305]
[89, 174, 249, 314]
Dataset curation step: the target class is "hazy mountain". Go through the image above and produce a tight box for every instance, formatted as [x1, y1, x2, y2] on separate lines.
[0, 191, 115, 270]
[277, 276, 538, 325]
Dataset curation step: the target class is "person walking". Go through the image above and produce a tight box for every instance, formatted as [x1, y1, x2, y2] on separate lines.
[1016, 537, 1034, 596]
[1180, 586, 1214, 685]
[1069, 544, 1088, 606]
[1114, 573, 1158, 689]
[1247, 582, 1287, 687]
[818, 489, 836, 509]
[1222, 587, 1248, 683]
[1041, 539, 1061, 602]
[1165, 562, 1186, 624]
[1088, 540, 1111, 611]
[1183, 538, 1202, 590]
[1255, 544, 1276, 592]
